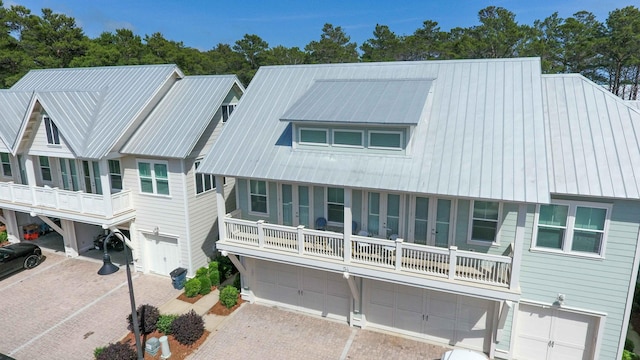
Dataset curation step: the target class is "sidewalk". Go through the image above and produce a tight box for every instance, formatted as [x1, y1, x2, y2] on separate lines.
[158, 288, 238, 332]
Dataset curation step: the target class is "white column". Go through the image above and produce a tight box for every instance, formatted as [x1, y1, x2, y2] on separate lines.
[510, 203, 527, 291]
[61, 219, 78, 257]
[215, 176, 226, 241]
[3, 210, 19, 243]
[343, 187, 352, 263]
[24, 155, 38, 204]
[98, 159, 113, 217]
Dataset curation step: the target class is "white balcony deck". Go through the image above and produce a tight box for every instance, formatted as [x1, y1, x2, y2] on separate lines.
[221, 216, 515, 291]
[0, 182, 134, 221]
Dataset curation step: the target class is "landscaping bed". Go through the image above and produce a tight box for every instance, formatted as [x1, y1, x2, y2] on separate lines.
[121, 329, 210, 359]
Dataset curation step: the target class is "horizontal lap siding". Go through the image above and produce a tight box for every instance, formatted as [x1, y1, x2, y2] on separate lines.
[517, 199, 640, 359]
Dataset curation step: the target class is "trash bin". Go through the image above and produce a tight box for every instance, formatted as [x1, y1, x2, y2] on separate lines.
[170, 267, 187, 290]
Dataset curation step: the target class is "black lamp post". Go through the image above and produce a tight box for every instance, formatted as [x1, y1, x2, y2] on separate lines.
[97, 231, 144, 360]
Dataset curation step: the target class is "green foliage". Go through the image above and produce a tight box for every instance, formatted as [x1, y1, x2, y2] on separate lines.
[127, 304, 160, 335]
[171, 310, 205, 346]
[93, 346, 105, 359]
[184, 277, 201, 298]
[195, 266, 209, 278]
[220, 285, 239, 309]
[215, 255, 237, 283]
[208, 261, 220, 285]
[233, 273, 241, 291]
[198, 275, 212, 295]
[627, 338, 636, 352]
[156, 314, 179, 334]
[623, 349, 640, 360]
[0, 230, 7, 243]
[95, 342, 136, 360]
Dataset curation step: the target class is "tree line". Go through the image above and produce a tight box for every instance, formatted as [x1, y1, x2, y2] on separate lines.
[1, 2, 639, 99]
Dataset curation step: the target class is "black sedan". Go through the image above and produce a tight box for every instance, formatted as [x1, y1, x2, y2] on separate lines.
[0, 243, 42, 278]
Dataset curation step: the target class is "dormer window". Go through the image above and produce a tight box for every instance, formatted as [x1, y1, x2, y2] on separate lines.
[44, 116, 60, 145]
[299, 128, 328, 145]
[222, 104, 236, 123]
[369, 131, 402, 150]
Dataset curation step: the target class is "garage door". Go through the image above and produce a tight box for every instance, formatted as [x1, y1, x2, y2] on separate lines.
[365, 280, 491, 352]
[145, 234, 180, 276]
[515, 304, 597, 360]
[252, 260, 350, 322]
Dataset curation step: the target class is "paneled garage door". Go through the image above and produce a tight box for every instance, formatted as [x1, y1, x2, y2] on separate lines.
[145, 234, 180, 276]
[251, 260, 350, 322]
[365, 280, 491, 352]
[515, 304, 597, 360]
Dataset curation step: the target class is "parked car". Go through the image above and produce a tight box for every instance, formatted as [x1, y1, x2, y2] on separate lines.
[441, 349, 489, 360]
[0, 243, 42, 278]
[93, 233, 124, 252]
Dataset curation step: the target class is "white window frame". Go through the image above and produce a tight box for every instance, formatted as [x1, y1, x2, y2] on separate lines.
[332, 129, 364, 148]
[108, 159, 122, 193]
[221, 104, 236, 123]
[467, 200, 502, 246]
[39, 156, 52, 182]
[299, 128, 329, 146]
[0, 152, 11, 178]
[194, 158, 216, 195]
[136, 159, 170, 196]
[368, 130, 403, 150]
[43, 116, 60, 145]
[248, 180, 269, 216]
[532, 200, 611, 258]
[326, 187, 345, 226]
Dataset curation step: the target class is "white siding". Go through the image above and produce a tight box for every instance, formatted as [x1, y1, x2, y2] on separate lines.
[27, 113, 76, 158]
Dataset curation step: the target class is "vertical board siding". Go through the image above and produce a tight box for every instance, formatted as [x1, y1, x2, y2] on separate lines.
[516, 199, 640, 359]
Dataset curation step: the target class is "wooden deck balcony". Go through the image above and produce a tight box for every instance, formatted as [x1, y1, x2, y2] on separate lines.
[0, 182, 134, 222]
[220, 216, 517, 296]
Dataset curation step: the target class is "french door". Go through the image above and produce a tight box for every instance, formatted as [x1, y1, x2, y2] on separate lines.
[365, 192, 403, 238]
[410, 196, 453, 247]
[280, 184, 311, 228]
[59, 158, 80, 191]
[82, 160, 102, 194]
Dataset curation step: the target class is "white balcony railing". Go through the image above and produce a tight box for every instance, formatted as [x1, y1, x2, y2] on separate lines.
[0, 182, 133, 218]
[223, 216, 513, 288]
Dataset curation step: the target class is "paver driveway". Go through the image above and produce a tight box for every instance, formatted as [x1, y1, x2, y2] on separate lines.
[0, 250, 180, 359]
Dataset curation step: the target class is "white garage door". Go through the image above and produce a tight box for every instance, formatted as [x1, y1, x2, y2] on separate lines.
[145, 234, 180, 276]
[252, 260, 350, 322]
[515, 304, 597, 360]
[365, 280, 491, 352]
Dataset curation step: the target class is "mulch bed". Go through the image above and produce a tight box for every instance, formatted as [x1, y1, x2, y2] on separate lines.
[176, 286, 217, 304]
[121, 329, 210, 359]
[208, 295, 244, 316]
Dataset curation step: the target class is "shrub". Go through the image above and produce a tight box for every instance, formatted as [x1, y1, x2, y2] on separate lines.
[184, 277, 201, 298]
[198, 275, 212, 295]
[95, 342, 136, 360]
[627, 338, 636, 352]
[93, 346, 105, 359]
[127, 304, 160, 334]
[220, 285, 239, 309]
[215, 255, 236, 282]
[195, 266, 209, 278]
[233, 273, 241, 291]
[208, 261, 220, 285]
[156, 314, 179, 334]
[623, 349, 640, 360]
[0, 230, 7, 243]
[171, 310, 205, 346]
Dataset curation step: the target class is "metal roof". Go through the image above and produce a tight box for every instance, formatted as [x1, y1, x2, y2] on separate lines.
[0, 91, 33, 150]
[10, 64, 183, 159]
[198, 58, 549, 203]
[121, 75, 242, 158]
[280, 79, 433, 125]
[543, 74, 640, 199]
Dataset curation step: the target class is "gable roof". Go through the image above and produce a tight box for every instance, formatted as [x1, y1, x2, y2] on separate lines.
[10, 64, 183, 159]
[0, 90, 33, 150]
[280, 78, 433, 125]
[543, 74, 640, 199]
[121, 75, 243, 158]
[198, 58, 549, 203]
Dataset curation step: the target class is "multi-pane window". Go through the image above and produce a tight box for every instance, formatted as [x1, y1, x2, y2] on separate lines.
[327, 187, 344, 223]
[299, 129, 328, 145]
[137, 160, 169, 195]
[0, 153, 11, 177]
[249, 180, 268, 214]
[535, 201, 609, 256]
[194, 159, 216, 194]
[469, 201, 500, 244]
[221, 104, 236, 123]
[39, 156, 52, 181]
[108, 160, 122, 192]
[44, 116, 60, 145]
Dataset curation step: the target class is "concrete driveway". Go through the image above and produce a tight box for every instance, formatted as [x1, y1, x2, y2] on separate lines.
[0, 250, 180, 359]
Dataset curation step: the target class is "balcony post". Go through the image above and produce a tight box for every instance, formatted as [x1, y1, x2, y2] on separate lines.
[257, 220, 265, 248]
[510, 204, 527, 290]
[24, 156, 38, 205]
[395, 238, 403, 271]
[297, 225, 305, 255]
[98, 159, 113, 217]
[343, 188, 352, 263]
[215, 176, 226, 241]
[448, 246, 458, 280]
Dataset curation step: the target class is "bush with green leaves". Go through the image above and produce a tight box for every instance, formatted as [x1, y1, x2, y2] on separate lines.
[233, 273, 241, 291]
[208, 261, 220, 286]
[215, 255, 237, 282]
[627, 338, 636, 352]
[195, 266, 209, 278]
[198, 275, 212, 295]
[95, 342, 136, 360]
[93, 346, 105, 359]
[170, 310, 205, 346]
[220, 285, 239, 308]
[184, 277, 201, 298]
[623, 349, 640, 360]
[127, 304, 160, 334]
[156, 314, 179, 334]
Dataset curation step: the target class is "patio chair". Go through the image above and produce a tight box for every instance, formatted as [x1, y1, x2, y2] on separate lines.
[315, 217, 327, 230]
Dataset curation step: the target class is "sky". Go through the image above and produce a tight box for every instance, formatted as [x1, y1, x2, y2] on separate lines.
[6, 0, 639, 51]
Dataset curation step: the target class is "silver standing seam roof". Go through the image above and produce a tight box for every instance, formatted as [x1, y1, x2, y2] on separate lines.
[122, 75, 242, 158]
[0, 90, 34, 150]
[9, 64, 183, 159]
[198, 58, 550, 203]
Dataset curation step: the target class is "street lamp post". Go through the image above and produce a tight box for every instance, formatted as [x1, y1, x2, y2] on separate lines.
[97, 231, 144, 360]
